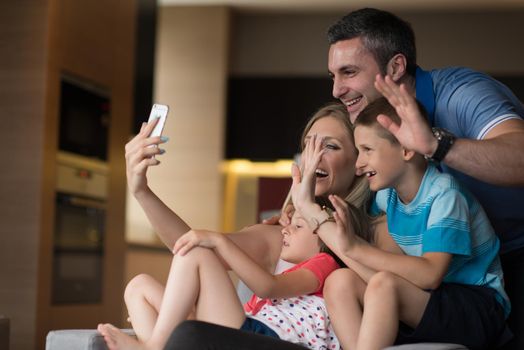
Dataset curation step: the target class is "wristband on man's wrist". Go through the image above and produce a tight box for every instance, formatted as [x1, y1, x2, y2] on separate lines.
[425, 127, 456, 164]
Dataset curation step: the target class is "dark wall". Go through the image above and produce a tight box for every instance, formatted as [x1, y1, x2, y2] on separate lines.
[226, 76, 335, 160]
[495, 76, 524, 102]
[133, 0, 157, 133]
[226, 75, 524, 161]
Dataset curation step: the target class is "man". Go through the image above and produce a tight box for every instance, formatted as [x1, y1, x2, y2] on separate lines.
[325, 8, 524, 349]
[167, 8, 524, 349]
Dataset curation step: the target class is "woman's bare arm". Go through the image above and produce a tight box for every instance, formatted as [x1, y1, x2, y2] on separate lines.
[126, 120, 284, 271]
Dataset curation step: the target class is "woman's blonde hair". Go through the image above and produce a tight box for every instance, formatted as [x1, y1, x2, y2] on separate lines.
[283, 102, 371, 221]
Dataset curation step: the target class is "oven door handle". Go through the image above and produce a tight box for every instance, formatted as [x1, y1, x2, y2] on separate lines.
[68, 196, 106, 210]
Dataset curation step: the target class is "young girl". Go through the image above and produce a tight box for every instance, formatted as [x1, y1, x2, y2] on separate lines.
[98, 194, 369, 350]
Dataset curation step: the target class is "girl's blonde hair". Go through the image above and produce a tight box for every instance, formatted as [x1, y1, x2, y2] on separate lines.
[313, 196, 372, 266]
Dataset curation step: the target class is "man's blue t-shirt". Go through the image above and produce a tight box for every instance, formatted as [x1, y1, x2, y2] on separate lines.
[372, 164, 510, 316]
[416, 67, 524, 254]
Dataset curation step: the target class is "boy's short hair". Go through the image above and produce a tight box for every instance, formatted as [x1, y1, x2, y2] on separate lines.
[354, 97, 428, 145]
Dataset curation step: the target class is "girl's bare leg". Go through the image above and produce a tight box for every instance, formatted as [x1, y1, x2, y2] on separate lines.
[99, 247, 246, 350]
[124, 274, 164, 341]
[324, 268, 367, 350]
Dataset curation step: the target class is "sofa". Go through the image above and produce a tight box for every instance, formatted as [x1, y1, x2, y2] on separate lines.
[45, 281, 468, 350]
[45, 328, 466, 350]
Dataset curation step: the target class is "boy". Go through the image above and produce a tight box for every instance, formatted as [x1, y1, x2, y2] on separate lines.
[327, 95, 511, 349]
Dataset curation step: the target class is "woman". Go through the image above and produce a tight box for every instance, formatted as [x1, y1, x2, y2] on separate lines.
[101, 102, 387, 349]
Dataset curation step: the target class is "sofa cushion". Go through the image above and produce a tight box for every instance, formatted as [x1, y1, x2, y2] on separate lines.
[384, 343, 467, 350]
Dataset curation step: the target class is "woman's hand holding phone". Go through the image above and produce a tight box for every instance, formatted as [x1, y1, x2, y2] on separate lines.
[124, 104, 169, 196]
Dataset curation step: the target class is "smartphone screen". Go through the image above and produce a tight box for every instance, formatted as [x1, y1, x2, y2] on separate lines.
[147, 104, 169, 138]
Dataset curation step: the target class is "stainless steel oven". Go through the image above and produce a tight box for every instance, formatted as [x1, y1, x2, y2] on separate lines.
[51, 152, 108, 304]
[52, 193, 105, 304]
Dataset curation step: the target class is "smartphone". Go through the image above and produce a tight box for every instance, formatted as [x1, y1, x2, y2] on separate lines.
[147, 103, 169, 138]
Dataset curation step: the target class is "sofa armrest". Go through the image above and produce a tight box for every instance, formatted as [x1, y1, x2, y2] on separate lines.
[46, 329, 135, 350]
[0, 316, 9, 350]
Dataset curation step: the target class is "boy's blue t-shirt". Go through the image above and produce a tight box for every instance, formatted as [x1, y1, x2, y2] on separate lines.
[371, 164, 510, 317]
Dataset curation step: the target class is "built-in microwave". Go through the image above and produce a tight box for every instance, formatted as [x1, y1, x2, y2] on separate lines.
[59, 74, 110, 161]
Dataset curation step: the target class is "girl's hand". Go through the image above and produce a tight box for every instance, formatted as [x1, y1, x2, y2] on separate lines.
[326, 194, 357, 254]
[290, 134, 325, 212]
[172, 229, 224, 256]
[124, 118, 168, 196]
